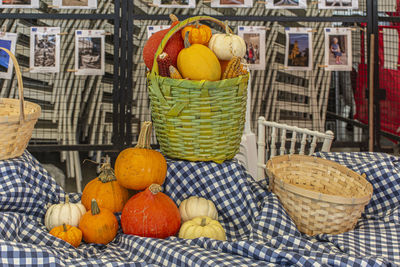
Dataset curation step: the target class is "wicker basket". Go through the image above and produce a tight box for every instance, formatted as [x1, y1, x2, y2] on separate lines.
[0, 47, 41, 160]
[266, 155, 373, 236]
[147, 16, 249, 163]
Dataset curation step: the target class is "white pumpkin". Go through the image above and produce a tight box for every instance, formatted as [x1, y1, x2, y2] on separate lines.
[179, 216, 226, 241]
[45, 195, 86, 230]
[179, 196, 218, 222]
[208, 25, 246, 61]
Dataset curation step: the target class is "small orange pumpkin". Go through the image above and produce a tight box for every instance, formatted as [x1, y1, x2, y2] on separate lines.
[81, 163, 129, 213]
[49, 224, 82, 248]
[78, 199, 118, 245]
[181, 22, 212, 45]
[115, 121, 167, 190]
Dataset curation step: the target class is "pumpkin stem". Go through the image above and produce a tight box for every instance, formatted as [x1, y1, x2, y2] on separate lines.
[63, 224, 68, 232]
[91, 199, 100, 215]
[195, 21, 200, 28]
[169, 14, 178, 22]
[149, 184, 162, 195]
[135, 121, 152, 149]
[184, 31, 191, 49]
[200, 218, 207, 227]
[224, 21, 230, 35]
[98, 163, 117, 183]
[65, 195, 69, 204]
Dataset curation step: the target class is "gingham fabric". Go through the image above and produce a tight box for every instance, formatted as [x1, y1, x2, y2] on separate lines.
[0, 151, 399, 266]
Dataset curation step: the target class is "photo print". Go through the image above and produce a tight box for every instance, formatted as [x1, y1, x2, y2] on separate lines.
[53, 0, 97, 9]
[147, 25, 169, 39]
[324, 28, 352, 71]
[285, 28, 313, 71]
[0, 0, 39, 8]
[319, 0, 358, 9]
[266, 0, 307, 9]
[75, 30, 105, 76]
[153, 0, 195, 8]
[30, 27, 60, 73]
[238, 26, 266, 70]
[0, 33, 17, 79]
[211, 0, 252, 8]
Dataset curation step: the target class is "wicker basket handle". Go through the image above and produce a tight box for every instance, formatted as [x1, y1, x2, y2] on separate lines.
[0, 47, 25, 122]
[151, 16, 233, 75]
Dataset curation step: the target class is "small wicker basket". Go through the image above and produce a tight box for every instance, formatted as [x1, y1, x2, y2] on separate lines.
[0, 47, 41, 160]
[266, 155, 373, 236]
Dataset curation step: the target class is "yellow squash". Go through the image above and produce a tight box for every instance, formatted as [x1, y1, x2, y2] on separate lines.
[177, 32, 221, 81]
[178, 216, 226, 241]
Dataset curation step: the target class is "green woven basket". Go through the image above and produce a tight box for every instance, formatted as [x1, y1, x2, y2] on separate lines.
[147, 16, 249, 163]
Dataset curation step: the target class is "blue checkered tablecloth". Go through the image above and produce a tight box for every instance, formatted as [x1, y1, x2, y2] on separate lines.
[0, 151, 399, 266]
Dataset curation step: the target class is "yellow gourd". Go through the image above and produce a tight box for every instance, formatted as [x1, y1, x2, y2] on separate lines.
[177, 32, 221, 81]
[178, 216, 226, 241]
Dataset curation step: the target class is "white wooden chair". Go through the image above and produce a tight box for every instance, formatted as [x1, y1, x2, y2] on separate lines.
[257, 116, 334, 180]
[234, 74, 257, 180]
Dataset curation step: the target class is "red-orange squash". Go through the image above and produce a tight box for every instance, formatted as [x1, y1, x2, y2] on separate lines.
[121, 184, 181, 239]
[143, 14, 184, 71]
[78, 199, 118, 245]
[81, 163, 129, 213]
[115, 121, 167, 191]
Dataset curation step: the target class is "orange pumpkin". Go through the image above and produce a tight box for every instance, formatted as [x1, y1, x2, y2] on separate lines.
[181, 22, 212, 45]
[78, 199, 118, 245]
[115, 121, 167, 191]
[49, 224, 82, 248]
[121, 184, 181, 239]
[142, 14, 184, 70]
[81, 163, 129, 213]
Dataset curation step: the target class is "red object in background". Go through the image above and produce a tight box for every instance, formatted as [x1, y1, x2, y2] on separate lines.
[354, 25, 400, 138]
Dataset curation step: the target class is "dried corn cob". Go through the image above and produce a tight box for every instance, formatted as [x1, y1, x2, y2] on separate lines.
[157, 52, 172, 77]
[169, 65, 183, 79]
[222, 56, 247, 79]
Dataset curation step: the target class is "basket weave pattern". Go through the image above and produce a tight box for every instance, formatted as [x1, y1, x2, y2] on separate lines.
[267, 155, 373, 236]
[0, 48, 41, 160]
[147, 16, 249, 163]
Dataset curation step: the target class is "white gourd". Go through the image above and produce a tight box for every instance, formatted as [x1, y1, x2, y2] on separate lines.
[45, 195, 86, 230]
[208, 24, 246, 61]
[179, 196, 218, 222]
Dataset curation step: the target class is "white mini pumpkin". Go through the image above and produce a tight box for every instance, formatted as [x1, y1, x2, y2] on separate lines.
[179, 196, 218, 222]
[208, 24, 246, 61]
[45, 195, 86, 230]
[179, 216, 226, 241]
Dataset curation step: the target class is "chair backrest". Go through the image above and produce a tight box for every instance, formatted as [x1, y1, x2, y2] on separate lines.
[257, 116, 334, 180]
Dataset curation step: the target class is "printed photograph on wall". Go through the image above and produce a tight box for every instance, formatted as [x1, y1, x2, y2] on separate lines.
[30, 27, 60, 73]
[238, 26, 266, 70]
[285, 28, 313, 71]
[211, 0, 252, 8]
[75, 30, 105, 75]
[319, 0, 358, 9]
[0, 0, 39, 8]
[324, 28, 352, 71]
[147, 25, 170, 39]
[266, 0, 307, 9]
[0, 33, 18, 79]
[53, 0, 97, 9]
[153, 0, 195, 8]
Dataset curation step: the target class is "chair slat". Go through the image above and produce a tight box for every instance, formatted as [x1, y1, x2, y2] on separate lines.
[309, 136, 318, 155]
[280, 129, 286, 155]
[290, 132, 296, 154]
[299, 133, 307, 155]
[270, 127, 277, 158]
